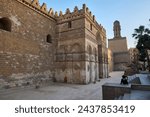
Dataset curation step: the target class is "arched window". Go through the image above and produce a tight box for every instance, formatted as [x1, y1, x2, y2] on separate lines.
[0, 17, 12, 32]
[46, 34, 52, 43]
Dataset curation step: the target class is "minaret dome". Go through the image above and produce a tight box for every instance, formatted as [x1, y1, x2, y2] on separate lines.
[113, 20, 121, 38]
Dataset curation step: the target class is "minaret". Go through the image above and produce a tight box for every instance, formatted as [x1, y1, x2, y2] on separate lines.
[113, 20, 121, 38]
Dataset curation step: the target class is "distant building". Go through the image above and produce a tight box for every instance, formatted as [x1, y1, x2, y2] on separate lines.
[129, 48, 139, 64]
[108, 20, 129, 71]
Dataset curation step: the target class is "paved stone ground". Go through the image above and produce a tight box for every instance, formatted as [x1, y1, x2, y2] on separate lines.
[130, 90, 150, 100]
[0, 72, 124, 100]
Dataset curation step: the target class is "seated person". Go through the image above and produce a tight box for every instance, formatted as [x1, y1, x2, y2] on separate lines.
[120, 75, 128, 85]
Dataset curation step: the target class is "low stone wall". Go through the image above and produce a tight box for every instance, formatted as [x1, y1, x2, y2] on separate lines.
[102, 73, 150, 100]
[102, 83, 131, 100]
[129, 77, 141, 84]
[131, 84, 150, 91]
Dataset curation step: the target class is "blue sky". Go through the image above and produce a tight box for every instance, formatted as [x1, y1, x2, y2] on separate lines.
[39, 0, 150, 48]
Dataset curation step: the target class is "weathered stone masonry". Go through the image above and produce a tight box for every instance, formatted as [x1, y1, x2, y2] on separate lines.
[0, 0, 108, 88]
[108, 21, 129, 71]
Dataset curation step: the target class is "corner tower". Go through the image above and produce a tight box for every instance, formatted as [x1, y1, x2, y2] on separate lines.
[55, 4, 108, 84]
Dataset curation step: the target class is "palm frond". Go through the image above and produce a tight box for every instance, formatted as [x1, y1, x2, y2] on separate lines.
[132, 33, 137, 37]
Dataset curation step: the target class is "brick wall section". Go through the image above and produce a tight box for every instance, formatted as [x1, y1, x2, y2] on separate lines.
[0, 0, 56, 87]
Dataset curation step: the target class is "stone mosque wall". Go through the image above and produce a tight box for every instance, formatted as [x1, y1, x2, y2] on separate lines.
[0, 0, 108, 88]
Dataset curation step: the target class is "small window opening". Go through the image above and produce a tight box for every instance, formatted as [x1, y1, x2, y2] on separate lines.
[47, 34, 52, 43]
[0, 17, 11, 32]
[90, 23, 92, 31]
[68, 21, 72, 28]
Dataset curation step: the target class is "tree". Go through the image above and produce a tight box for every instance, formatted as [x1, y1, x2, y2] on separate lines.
[132, 24, 150, 71]
[138, 49, 147, 70]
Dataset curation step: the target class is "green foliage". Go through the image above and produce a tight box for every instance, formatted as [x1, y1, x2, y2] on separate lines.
[138, 49, 146, 62]
[132, 20, 150, 71]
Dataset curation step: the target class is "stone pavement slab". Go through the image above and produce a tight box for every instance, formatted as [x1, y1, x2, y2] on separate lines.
[0, 72, 124, 100]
